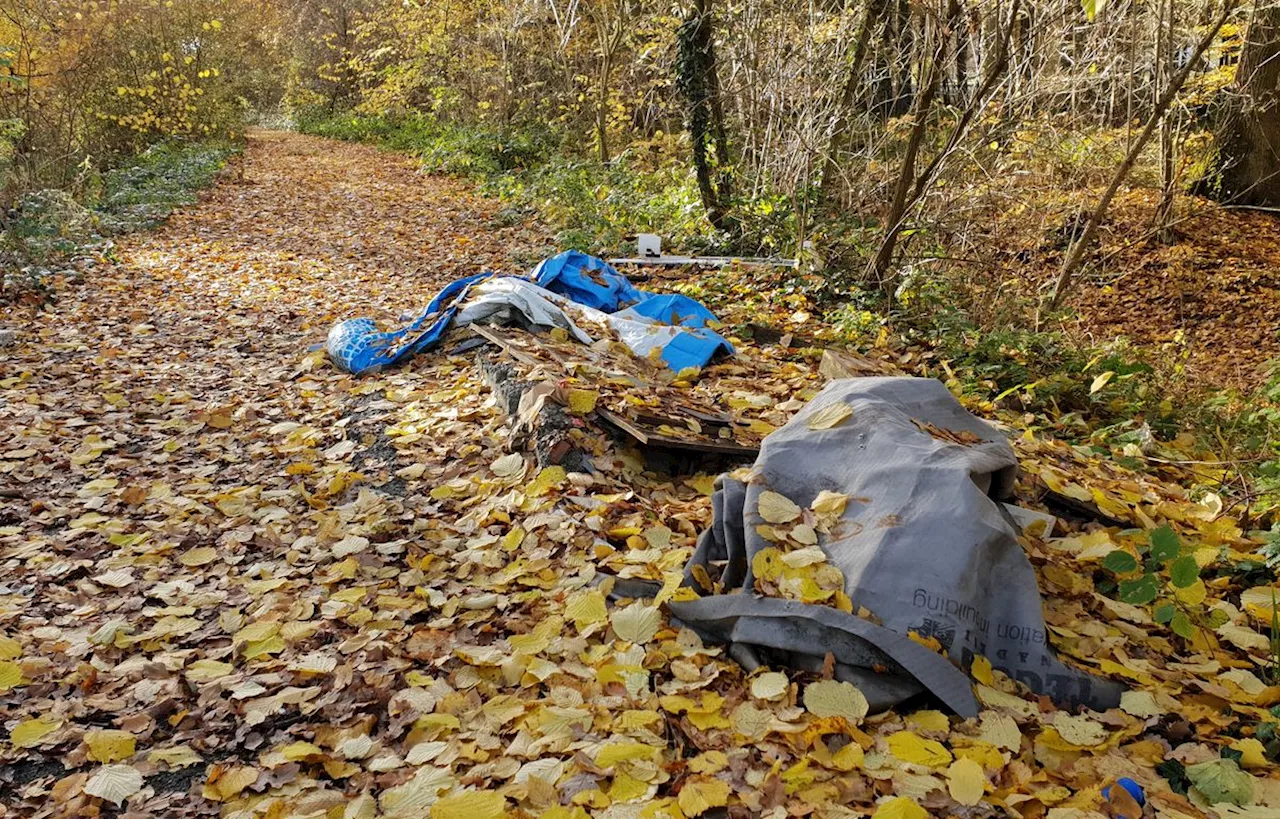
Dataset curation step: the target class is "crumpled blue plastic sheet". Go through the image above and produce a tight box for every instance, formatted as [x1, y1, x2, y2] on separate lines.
[328, 251, 733, 375]
[327, 272, 494, 373]
[531, 249, 646, 311]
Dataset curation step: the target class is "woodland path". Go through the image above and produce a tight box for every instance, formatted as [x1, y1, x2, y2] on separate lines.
[0, 130, 557, 814]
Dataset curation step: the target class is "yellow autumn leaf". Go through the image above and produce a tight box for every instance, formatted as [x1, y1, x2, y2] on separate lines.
[234, 621, 284, 659]
[185, 658, 235, 682]
[1174, 577, 1207, 605]
[233, 621, 278, 644]
[872, 796, 927, 819]
[380, 766, 456, 815]
[731, 702, 771, 737]
[677, 778, 730, 817]
[0, 636, 21, 660]
[1052, 713, 1108, 747]
[565, 589, 608, 630]
[611, 602, 662, 643]
[970, 655, 995, 686]
[86, 729, 137, 763]
[202, 765, 260, 802]
[953, 741, 1005, 770]
[244, 635, 285, 658]
[595, 741, 662, 767]
[805, 402, 853, 430]
[802, 679, 868, 723]
[179, 546, 218, 566]
[906, 709, 950, 733]
[1230, 737, 1269, 769]
[750, 671, 789, 701]
[608, 771, 651, 801]
[1089, 370, 1114, 394]
[661, 692, 731, 729]
[10, 716, 61, 748]
[975, 684, 1038, 718]
[946, 758, 986, 805]
[810, 490, 848, 517]
[280, 740, 324, 760]
[1119, 690, 1162, 718]
[887, 730, 953, 767]
[0, 660, 25, 691]
[1240, 586, 1278, 618]
[430, 789, 507, 819]
[769, 504, 808, 535]
[491, 453, 525, 478]
[509, 616, 562, 654]
[685, 474, 717, 495]
[1218, 623, 1270, 653]
[526, 466, 566, 497]
[757, 490, 801, 523]
[831, 741, 864, 770]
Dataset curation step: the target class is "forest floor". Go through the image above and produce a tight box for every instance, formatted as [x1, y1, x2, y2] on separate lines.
[0, 129, 1278, 817]
[1035, 191, 1280, 392]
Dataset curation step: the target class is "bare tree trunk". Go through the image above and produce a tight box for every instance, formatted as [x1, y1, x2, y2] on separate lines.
[954, 0, 971, 107]
[596, 53, 612, 163]
[1200, 1, 1280, 205]
[818, 0, 887, 203]
[1049, 1, 1236, 309]
[867, 1, 958, 291]
[865, 0, 1016, 294]
[1152, 0, 1177, 242]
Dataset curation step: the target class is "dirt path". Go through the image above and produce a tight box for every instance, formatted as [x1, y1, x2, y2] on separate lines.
[0, 130, 560, 813]
[2, 129, 551, 504]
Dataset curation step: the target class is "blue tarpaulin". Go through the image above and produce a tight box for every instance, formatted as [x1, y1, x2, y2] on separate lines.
[531, 250, 646, 311]
[327, 251, 733, 375]
[326, 272, 494, 374]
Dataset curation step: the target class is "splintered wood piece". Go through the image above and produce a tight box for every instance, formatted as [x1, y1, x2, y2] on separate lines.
[597, 408, 760, 456]
[470, 324, 543, 369]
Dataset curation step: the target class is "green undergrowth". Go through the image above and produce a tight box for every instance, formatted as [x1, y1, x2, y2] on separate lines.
[293, 109, 807, 258]
[2, 139, 236, 304]
[900, 307, 1280, 527]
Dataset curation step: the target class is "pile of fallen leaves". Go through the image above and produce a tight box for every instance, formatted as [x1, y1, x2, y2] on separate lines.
[1, 130, 1278, 819]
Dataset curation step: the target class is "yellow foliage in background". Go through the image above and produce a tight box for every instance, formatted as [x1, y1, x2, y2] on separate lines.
[0, 0, 283, 190]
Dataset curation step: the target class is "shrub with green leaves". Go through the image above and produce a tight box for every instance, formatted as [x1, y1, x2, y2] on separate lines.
[1101, 525, 1225, 639]
[2, 139, 234, 303]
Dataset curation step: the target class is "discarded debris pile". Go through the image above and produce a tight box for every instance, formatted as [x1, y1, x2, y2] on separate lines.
[461, 320, 818, 468]
[327, 251, 734, 376]
[655, 376, 1126, 718]
[344, 271, 1280, 816]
